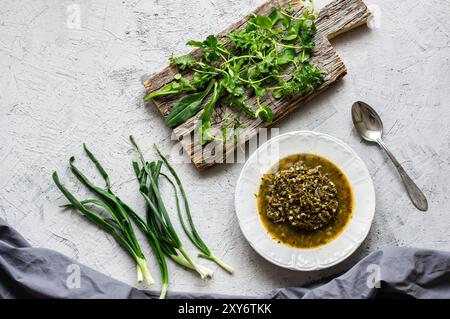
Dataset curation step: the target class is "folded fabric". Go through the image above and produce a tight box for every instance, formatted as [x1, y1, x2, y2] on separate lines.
[1, 218, 449, 299]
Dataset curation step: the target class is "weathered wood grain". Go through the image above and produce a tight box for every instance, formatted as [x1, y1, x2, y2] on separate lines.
[143, 0, 371, 169]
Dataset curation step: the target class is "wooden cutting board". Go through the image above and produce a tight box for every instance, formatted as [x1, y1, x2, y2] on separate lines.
[143, 0, 371, 170]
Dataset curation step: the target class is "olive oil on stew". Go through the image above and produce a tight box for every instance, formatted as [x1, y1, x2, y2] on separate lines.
[257, 154, 354, 249]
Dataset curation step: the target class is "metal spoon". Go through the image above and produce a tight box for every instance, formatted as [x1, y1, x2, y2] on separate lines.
[351, 101, 428, 211]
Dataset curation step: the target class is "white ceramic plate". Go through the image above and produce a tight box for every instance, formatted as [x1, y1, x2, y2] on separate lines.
[235, 131, 375, 271]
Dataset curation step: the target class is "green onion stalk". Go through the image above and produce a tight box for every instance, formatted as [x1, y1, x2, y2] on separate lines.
[154, 146, 234, 274]
[129, 136, 213, 279]
[119, 198, 169, 298]
[52, 144, 154, 286]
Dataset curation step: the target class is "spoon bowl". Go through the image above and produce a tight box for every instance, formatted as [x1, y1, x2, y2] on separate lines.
[352, 101, 383, 142]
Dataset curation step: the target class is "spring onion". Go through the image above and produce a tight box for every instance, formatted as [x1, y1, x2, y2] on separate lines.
[129, 136, 213, 279]
[154, 146, 234, 274]
[52, 144, 154, 286]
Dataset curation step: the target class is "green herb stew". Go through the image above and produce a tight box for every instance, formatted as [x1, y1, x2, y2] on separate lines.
[257, 154, 353, 248]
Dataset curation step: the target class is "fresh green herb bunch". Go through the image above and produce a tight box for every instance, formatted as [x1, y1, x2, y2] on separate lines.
[144, 1, 322, 144]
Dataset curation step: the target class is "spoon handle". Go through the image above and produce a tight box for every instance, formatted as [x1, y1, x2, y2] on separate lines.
[376, 138, 428, 211]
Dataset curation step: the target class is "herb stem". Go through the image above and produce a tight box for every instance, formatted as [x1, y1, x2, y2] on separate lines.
[273, 40, 303, 49]
[279, 10, 297, 20]
[221, 55, 259, 66]
[237, 74, 272, 84]
[192, 68, 218, 76]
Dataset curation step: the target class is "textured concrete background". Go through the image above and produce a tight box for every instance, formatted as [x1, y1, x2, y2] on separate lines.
[0, 0, 449, 296]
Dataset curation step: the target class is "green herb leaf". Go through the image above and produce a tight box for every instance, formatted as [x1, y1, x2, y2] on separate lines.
[283, 27, 298, 41]
[252, 15, 273, 29]
[227, 95, 256, 118]
[169, 54, 197, 71]
[186, 40, 203, 47]
[268, 9, 283, 25]
[188, 35, 226, 62]
[199, 81, 222, 144]
[166, 80, 215, 128]
[277, 48, 296, 65]
[255, 104, 273, 122]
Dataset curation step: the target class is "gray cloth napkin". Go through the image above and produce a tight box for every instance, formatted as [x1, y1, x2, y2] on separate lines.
[1, 217, 449, 299]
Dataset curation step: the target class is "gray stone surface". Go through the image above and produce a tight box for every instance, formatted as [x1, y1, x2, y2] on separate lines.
[0, 0, 449, 296]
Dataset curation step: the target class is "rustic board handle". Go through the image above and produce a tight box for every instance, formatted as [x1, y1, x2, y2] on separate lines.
[317, 0, 371, 40]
